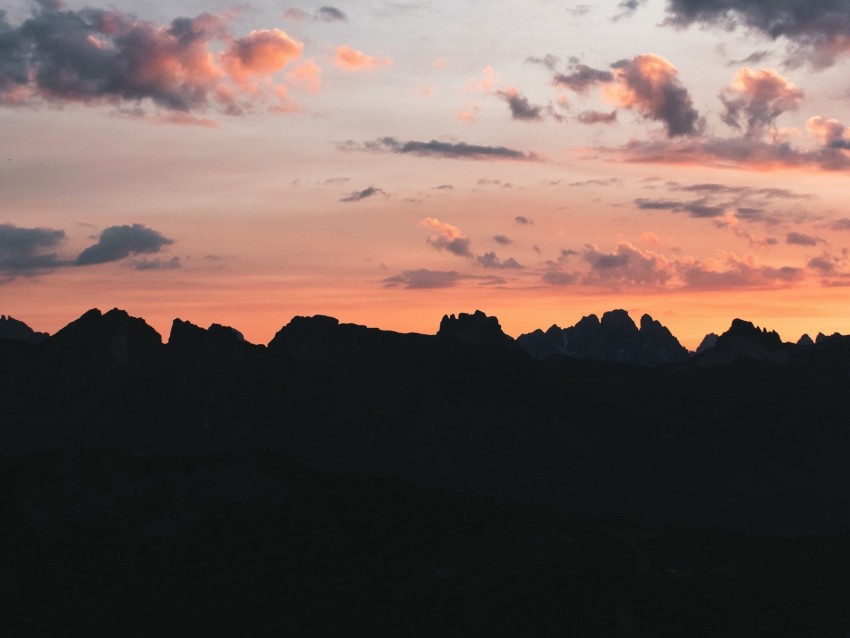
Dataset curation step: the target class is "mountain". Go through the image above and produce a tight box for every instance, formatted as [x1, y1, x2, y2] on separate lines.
[437, 310, 515, 347]
[0, 315, 48, 343]
[517, 309, 689, 366]
[692, 318, 788, 365]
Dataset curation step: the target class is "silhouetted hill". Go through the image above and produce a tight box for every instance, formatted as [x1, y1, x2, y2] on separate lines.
[0, 315, 48, 343]
[5, 306, 850, 633]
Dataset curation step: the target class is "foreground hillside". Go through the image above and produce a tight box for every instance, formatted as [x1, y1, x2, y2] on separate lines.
[3, 308, 850, 634]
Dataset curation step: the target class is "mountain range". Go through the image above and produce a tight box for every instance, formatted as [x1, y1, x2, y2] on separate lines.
[4, 307, 850, 634]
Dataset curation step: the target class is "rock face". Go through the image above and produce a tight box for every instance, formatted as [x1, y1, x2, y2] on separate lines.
[437, 310, 515, 347]
[517, 309, 689, 366]
[0, 315, 48, 343]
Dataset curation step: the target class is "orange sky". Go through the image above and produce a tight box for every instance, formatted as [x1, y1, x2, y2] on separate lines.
[4, 0, 850, 349]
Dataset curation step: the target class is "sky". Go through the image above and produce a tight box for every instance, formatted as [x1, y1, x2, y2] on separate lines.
[4, 0, 850, 348]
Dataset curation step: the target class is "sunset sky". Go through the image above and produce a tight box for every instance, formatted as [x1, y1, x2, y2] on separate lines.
[4, 0, 850, 347]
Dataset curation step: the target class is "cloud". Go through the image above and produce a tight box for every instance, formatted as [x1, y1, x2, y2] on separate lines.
[663, 0, 850, 68]
[0, 223, 66, 277]
[726, 50, 772, 67]
[0, 4, 303, 113]
[553, 64, 614, 93]
[583, 242, 672, 285]
[609, 54, 702, 137]
[677, 253, 803, 289]
[719, 68, 803, 137]
[515, 216, 533, 225]
[578, 109, 618, 124]
[806, 116, 850, 149]
[339, 186, 385, 202]
[333, 45, 391, 70]
[496, 87, 544, 121]
[75, 224, 174, 266]
[317, 6, 347, 22]
[286, 58, 322, 93]
[609, 136, 850, 171]
[525, 54, 560, 71]
[492, 235, 513, 245]
[807, 251, 844, 272]
[786, 231, 821, 246]
[382, 269, 507, 289]
[422, 217, 472, 257]
[348, 137, 538, 161]
[382, 268, 462, 289]
[284, 6, 347, 22]
[829, 218, 850, 230]
[635, 197, 726, 218]
[542, 270, 579, 285]
[477, 252, 523, 269]
[134, 256, 181, 270]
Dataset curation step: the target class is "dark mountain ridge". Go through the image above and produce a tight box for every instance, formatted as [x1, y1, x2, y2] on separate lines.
[5, 307, 850, 634]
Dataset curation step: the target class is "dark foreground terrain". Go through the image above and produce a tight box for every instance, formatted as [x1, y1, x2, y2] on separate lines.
[3, 308, 850, 634]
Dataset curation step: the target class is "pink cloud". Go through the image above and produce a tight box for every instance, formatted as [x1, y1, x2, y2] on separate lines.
[333, 45, 392, 70]
[286, 59, 322, 93]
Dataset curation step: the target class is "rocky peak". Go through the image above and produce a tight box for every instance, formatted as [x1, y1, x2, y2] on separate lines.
[797, 333, 814, 347]
[438, 310, 514, 347]
[0, 315, 49, 343]
[716, 319, 783, 351]
[47, 308, 162, 371]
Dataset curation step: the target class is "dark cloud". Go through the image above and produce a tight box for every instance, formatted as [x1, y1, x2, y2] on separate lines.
[830, 218, 850, 230]
[674, 182, 810, 199]
[525, 54, 560, 71]
[635, 197, 726, 218]
[0, 223, 66, 276]
[570, 177, 622, 187]
[317, 6, 348, 21]
[610, 54, 702, 137]
[808, 253, 839, 272]
[496, 88, 544, 121]
[432, 184, 454, 190]
[664, 0, 850, 68]
[542, 270, 578, 285]
[678, 258, 803, 289]
[578, 109, 618, 124]
[492, 235, 513, 245]
[285, 6, 347, 22]
[383, 269, 462, 289]
[553, 64, 613, 93]
[515, 216, 533, 225]
[339, 186, 385, 202]
[0, 4, 302, 112]
[611, 136, 850, 171]
[583, 242, 672, 285]
[726, 50, 772, 67]
[786, 231, 821, 246]
[75, 224, 174, 266]
[134, 256, 181, 270]
[351, 137, 538, 161]
[477, 252, 523, 269]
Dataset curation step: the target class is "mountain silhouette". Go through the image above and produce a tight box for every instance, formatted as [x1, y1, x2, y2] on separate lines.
[0, 315, 48, 343]
[517, 309, 688, 365]
[4, 306, 850, 634]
